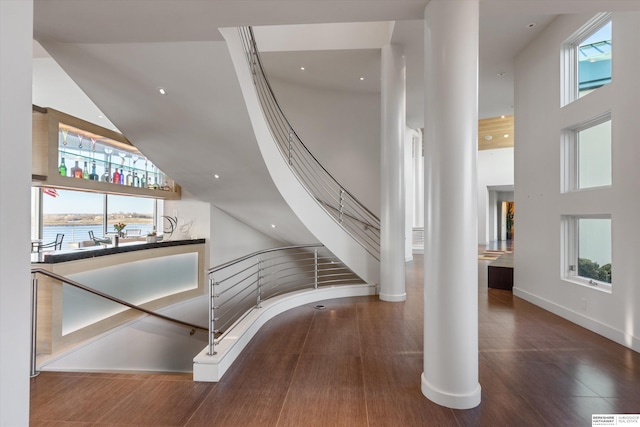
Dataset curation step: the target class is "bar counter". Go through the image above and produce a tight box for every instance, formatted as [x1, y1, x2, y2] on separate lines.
[31, 238, 206, 264]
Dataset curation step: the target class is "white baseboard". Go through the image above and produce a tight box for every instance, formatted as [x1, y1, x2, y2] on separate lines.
[513, 287, 639, 352]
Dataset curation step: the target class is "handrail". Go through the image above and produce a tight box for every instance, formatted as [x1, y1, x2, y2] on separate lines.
[30, 268, 207, 376]
[207, 244, 322, 274]
[206, 244, 364, 356]
[238, 27, 381, 260]
[31, 268, 207, 333]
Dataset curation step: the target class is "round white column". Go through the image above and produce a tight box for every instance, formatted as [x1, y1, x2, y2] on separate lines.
[421, 0, 481, 409]
[380, 43, 407, 302]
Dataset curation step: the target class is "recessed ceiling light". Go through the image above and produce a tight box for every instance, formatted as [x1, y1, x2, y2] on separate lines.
[528, 23, 536, 28]
[213, 174, 220, 179]
[300, 67, 305, 71]
[504, 134, 510, 138]
[497, 72, 505, 77]
[359, 77, 365, 81]
[271, 224, 277, 228]
[484, 135, 493, 141]
[501, 115, 505, 119]
[158, 87, 167, 95]
[98, 115, 104, 119]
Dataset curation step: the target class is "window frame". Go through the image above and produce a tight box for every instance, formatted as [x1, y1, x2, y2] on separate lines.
[561, 112, 612, 193]
[561, 214, 612, 293]
[561, 13, 612, 107]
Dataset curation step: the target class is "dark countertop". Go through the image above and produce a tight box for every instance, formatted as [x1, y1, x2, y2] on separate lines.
[31, 238, 206, 264]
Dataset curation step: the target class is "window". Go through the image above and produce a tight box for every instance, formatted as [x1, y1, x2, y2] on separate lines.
[106, 194, 157, 237]
[561, 14, 612, 106]
[561, 114, 611, 192]
[41, 188, 105, 249]
[35, 187, 163, 249]
[562, 215, 612, 291]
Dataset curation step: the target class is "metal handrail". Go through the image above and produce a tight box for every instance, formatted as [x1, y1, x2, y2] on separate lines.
[30, 268, 207, 377]
[206, 244, 364, 356]
[237, 27, 381, 260]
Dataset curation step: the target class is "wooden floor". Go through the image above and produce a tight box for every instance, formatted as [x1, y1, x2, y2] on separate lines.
[30, 242, 640, 426]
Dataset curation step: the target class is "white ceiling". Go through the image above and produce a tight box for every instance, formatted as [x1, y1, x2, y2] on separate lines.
[31, 0, 640, 243]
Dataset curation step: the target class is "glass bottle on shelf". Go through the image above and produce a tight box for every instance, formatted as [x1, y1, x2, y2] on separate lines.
[141, 173, 146, 188]
[89, 161, 99, 181]
[126, 169, 132, 186]
[58, 157, 67, 176]
[82, 161, 89, 179]
[71, 160, 82, 179]
[119, 169, 124, 185]
[113, 168, 120, 184]
[133, 172, 140, 187]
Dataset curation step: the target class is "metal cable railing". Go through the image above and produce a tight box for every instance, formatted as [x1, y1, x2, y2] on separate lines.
[30, 268, 207, 377]
[206, 244, 364, 355]
[237, 27, 381, 260]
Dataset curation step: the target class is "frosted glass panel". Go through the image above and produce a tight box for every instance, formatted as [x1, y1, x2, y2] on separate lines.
[578, 120, 611, 189]
[62, 252, 198, 335]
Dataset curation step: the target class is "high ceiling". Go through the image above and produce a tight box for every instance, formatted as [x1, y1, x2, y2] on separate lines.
[31, 0, 640, 243]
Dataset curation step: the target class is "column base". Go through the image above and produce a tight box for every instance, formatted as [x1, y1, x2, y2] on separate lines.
[421, 373, 481, 409]
[379, 292, 407, 302]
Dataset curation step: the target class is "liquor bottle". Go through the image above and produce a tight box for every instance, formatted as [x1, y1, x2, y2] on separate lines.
[71, 160, 83, 178]
[119, 169, 124, 185]
[102, 165, 111, 183]
[133, 172, 140, 187]
[113, 168, 120, 184]
[58, 158, 67, 176]
[141, 174, 146, 188]
[126, 170, 133, 186]
[82, 161, 89, 179]
[89, 161, 99, 181]
[152, 176, 159, 189]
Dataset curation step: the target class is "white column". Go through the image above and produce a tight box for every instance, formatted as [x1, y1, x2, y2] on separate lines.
[0, 0, 34, 425]
[422, 0, 481, 409]
[380, 44, 406, 302]
[413, 131, 424, 229]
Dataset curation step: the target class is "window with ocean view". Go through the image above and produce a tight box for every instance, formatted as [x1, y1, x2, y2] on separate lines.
[107, 194, 155, 237]
[35, 188, 162, 249]
[41, 189, 104, 248]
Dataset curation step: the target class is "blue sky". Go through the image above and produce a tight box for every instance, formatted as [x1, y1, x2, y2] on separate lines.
[42, 188, 155, 214]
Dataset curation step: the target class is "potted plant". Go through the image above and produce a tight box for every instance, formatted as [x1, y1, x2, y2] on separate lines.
[113, 222, 126, 238]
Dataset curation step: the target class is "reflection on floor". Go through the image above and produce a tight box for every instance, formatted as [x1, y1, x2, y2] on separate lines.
[30, 241, 639, 426]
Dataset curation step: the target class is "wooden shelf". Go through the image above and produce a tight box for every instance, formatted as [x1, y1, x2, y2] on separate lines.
[32, 106, 181, 200]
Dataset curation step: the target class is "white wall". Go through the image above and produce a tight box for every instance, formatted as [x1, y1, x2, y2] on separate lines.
[166, 195, 284, 268]
[514, 12, 640, 351]
[477, 148, 514, 244]
[268, 77, 381, 217]
[0, 1, 33, 425]
[210, 205, 283, 266]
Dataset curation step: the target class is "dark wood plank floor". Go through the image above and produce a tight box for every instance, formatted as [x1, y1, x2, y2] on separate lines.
[30, 243, 640, 426]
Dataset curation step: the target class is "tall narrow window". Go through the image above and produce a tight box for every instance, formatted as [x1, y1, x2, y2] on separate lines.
[561, 13, 612, 106]
[561, 115, 611, 192]
[562, 215, 612, 290]
[578, 21, 612, 97]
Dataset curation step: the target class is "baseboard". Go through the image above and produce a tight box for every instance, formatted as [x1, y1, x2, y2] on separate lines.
[513, 287, 639, 352]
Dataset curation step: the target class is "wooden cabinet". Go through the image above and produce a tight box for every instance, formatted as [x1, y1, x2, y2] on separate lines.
[32, 106, 180, 200]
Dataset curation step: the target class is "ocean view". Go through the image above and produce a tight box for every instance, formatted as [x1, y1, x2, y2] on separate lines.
[42, 224, 155, 249]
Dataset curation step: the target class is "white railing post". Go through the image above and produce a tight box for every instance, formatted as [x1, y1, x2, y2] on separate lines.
[288, 130, 293, 165]
[339, 189, 345, 223]
[208, 277, 217, 356]
[314, 248, 319, 289]
[256, 257, 262, 308]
